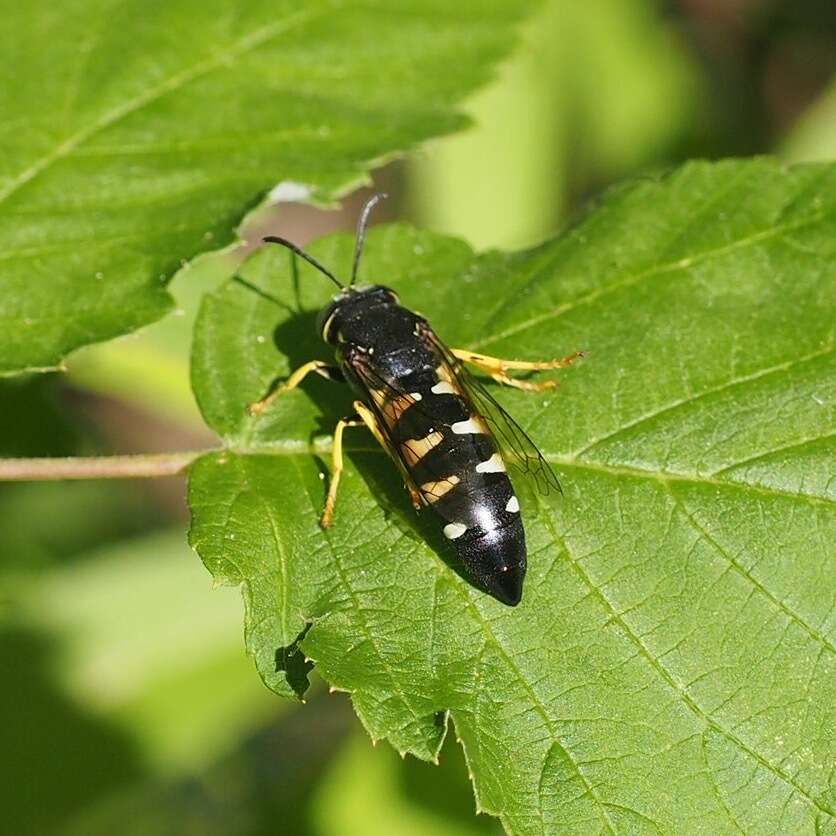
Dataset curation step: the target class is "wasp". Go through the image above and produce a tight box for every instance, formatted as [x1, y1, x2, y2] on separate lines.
[250, 195, 582, 606]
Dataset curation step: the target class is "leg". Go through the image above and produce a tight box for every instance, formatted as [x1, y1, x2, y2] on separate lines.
[353, 400, 423, 510]
[249, 360, 342, 416]
[488, 372, 557, 392]
[451, 347, 584, 372]
[320, 414, 365, 528]
[451, 348, 583, 392]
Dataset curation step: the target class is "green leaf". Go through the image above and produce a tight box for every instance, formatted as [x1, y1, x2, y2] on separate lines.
[0, 0, 529, 375]
[188, 159, 836, 834]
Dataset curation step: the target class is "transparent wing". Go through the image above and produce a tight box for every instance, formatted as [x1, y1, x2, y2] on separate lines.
[421, 329, 562, 496]
[455, 363, 561, 495]
[347, 354, 458, 506]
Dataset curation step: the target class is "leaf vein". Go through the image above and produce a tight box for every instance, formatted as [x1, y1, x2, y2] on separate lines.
[669, 487, 835, 652]
[451, 589, 618, 834]
[712, 430, 836, 477]
[290, 456, 429, 737]
[535, 493, 835, 818]
[572, 345, 834, 459]
[233, 443, 836, 507]
[470, 213, 826, 352]
[0, 9, 321, 207]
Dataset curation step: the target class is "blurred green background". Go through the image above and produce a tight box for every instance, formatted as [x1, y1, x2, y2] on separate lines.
[2, 2, 835, 834]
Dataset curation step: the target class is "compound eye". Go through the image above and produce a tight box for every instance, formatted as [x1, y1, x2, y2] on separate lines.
[321, 310, 338, 342]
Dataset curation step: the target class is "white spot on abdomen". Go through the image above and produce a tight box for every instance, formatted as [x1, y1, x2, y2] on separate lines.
[476, 453, 505, 473]
[452, 417, 486, 435]
[443, 522, 467, 540]
[431, 381, 457, 395]
[410, 392, 422, 400]
[506, 495, 520, 513]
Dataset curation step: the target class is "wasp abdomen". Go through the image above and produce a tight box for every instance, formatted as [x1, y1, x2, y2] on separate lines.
[388, 366, 527, 606]
[331, 298, 527, 605]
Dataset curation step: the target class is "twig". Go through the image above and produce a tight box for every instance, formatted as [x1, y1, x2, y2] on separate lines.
[0, 451, 208, 481]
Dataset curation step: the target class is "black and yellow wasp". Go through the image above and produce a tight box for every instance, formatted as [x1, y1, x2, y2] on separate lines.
[250, 195, 581, 606]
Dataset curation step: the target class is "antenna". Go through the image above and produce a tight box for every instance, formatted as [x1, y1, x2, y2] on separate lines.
[350, 192, 387, 286]
[262, 235, 344, 290]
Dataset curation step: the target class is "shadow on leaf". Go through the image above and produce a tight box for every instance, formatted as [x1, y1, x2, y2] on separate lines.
[275, 622, 315, 700]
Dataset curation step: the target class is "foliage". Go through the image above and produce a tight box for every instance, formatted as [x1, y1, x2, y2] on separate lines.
[0, 0, 528, 374]
[4, 1, 835, 831]
[411, 0, 700, 249]
[189, 159, 836, 834]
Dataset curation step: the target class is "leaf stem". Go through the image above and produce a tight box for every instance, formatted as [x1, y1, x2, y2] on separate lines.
[0, 451, 210, 481]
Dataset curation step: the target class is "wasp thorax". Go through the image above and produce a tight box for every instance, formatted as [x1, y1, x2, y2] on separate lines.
[317, 285, 400, 344]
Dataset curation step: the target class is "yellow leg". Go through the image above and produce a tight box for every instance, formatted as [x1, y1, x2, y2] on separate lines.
[249, 360, 339, 416]
[451, 348, 584, 372]
[488, 372, 556, 392]
[452, 348, 583, 391]
[352, 400, 387, 451]
[320, 415, 365, 528]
